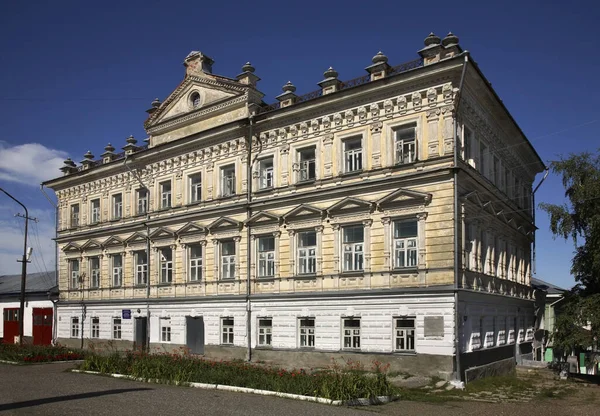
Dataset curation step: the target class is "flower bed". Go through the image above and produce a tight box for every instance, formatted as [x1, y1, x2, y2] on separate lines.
[0, 343, 86, 363]
[79, 352, 397, 401]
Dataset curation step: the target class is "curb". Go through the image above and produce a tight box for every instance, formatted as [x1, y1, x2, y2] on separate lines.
[1, 359, 85, 366]
[72, 369, 397, 406]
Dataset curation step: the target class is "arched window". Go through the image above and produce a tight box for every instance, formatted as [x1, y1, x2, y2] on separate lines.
[190, 92, 201, 108]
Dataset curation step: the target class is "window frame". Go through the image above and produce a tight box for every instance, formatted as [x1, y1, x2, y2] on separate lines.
[135, 251, 148, 286]
[297, 231, 317, 275]
[70, 204, 80, 228]
[160, 180, 172, 209]
[161, 323, 172, 342]
[91, 317, 100, 339]
[221, 317, 234, 345]
[393, 219, 418, 269]
[188, 243, 203, 282]
[298, 317, 315, 348]
[393, 317, 416, 352]
[220, 240, 236, 280]
[89, 256, 101, 289]
[342, 225, 364, 272]
[69, 259, 80, 289]
[159, 247, 173, 284]
[137, 188, 149, 215]
[343, 136, 363, 173]
[188, 173, 202, 204]
[258, 158, 274, 190]
[298, 146, 316, 182]
[257, 235, 275, 278]
[112, 254, 123, 287]
[221, 164, 236, 197]
[112, 193, 123, 219]
[257, 318, 273, 347]
[394, 124, 417, 165]
[70, 317, 80, 338]
[342, 317, 361, 350]
[90, 198, 101, 224]
[113, 318, 122, 339]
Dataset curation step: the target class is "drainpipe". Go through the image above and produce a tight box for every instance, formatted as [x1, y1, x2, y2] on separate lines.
[40, 184, 59, 344]
[452, 53, 469, 381]
[123, 155, 152, 352]
[531, 168, 549, 275]
[246, 115, 256, 362]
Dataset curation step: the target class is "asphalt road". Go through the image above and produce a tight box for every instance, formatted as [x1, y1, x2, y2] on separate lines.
[1, 363, 598, 416]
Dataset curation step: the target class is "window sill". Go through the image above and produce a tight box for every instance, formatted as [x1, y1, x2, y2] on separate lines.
[134, 284, 148, 289]
[340, 170, 362, 178]
[254, 187, 273, 194]
[110, 217, 122, 222]
[295, 179, 316, 187]
[185, 200, 202, 208]
[342, 348, 362, 352]
[255, 345, 273, 350]
[157, 282, 172, 287]
[293, 274, 317, 280]
[340, 271, 364, 277]
[393, 351, 416, 356]
[392, 267, 419, 274]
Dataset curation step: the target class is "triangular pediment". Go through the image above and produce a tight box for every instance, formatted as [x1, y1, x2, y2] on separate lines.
[327, 197, 373, 216]
[377, 188, 432, 208]
[176, 222, 206, 236]
[102, 236, 124, 247]
[62, 242, 81, 252]
[207, 216, 241, 232]
[124, 232, 147, 245]
[245, 211, 280, 226]
[80, 240, 102, 251]
[149, 227, 176, 240]
[147, 77, 247, 128]
[283, 204, 324, 221]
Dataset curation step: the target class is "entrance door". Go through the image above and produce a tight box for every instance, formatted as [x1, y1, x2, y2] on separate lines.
[185, 316, 204, 355]
[134, 317, 147, 351]
[32, 308, 53, 345]
[2, 308, 20, 344]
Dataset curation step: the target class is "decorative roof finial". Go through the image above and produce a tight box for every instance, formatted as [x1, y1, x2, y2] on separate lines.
[282, 81, 296, 93]
[83, 150, 94, 160]
[372, 51, 388, 64]
[323, 67, 338, 79]
[442, 32, 459, 47]
[424, 32, 441, 47]
[126, 135, 137, 145]
[63, 158, 76, 168]
[151, 98, 161, 108]
[242, 62, 255, 73]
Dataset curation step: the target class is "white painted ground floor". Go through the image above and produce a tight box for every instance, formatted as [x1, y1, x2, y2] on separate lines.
[55, 289, 536, 378]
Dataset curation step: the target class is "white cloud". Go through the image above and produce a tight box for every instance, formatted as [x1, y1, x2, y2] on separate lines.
[0, 205, 56, 278]
[0, 141, 68, 186]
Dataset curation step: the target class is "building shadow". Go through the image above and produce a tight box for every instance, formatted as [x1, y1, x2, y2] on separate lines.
[0, 388, 153, 411]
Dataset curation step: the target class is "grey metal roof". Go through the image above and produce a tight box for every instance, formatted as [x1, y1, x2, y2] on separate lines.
[0, 271, 57, 295]
[531, 277, 567, 295]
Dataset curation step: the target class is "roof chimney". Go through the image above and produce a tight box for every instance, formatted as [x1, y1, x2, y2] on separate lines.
[184, 51, 214, 76]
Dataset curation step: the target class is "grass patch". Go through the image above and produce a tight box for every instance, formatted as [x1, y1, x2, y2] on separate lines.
[78, 352, 398, 401]
[0, 343, 86, 363]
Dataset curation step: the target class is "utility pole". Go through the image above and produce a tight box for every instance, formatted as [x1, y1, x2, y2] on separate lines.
[0, 187, 33, 345]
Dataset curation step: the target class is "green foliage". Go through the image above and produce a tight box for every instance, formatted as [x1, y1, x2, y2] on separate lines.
[553, 294, 600, 354]
[79, 352, 397, 401]
[0, 343, 86, 363]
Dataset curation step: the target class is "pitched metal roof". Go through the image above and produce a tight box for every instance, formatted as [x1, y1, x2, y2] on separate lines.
[0, 271, 57, 295]
[531, 277, 567, 295]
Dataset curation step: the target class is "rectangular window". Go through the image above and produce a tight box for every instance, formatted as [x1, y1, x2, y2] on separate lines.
[394, 318, 416, 352]
[91, 317, 100, 339]
[297, 231, 317, 275]
[463, 126, 472, 162]
[70, 204, 80, 227]
[160, 248, 173, 284]
[188, 244, 202, 281]
[89, 256, 100, 288]
[220, 240, 236, 279]
[90, 199, 101, 223]
[342, 225, 364, 272]
[395, 124, 417, 164]
[161, 324, 171, 342]
[343, 318, 360, 349]
[518, 316, 525, 342]
[70, 259, 80, 289]
[189, 173, 202, 203]
[472, 317, 484, 350]
[493, 157, 500, 187]
[344, 137, 362, 172]
[137, 189, 149, 215]
[299, 318, 315, 348]
[221, 165, 236, 197]
[479, 142, 488, 177]
[505, 170, 512, 197]
[258, 318, 272, 346]
[112, 254, 123, 287]
[221, 317, 234, 345]
[298, 147, 316, 181]
[71, 317, 80, 338]
[113, 318, 122, 339]
[259, 158, 274, 189]
[135, 251, 148, 285]
[257, 236, 275, 277]
[394, 220, 418, 268]
[112, 194, 123, 219]
[160, 181, 172, 209]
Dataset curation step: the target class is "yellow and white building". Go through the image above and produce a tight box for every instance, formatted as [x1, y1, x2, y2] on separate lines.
[43, 32, 544, 379]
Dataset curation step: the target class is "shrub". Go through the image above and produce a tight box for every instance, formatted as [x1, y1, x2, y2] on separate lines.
[0, 343, 86, 363]
[79, 352, 397, 401]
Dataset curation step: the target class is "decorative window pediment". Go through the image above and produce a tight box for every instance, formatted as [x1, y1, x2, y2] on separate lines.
[327, 197, 373, 217]
[377, 188, 432, 209]
[62, 242, 81, 253]
[245, 211, 280, 226]
[283, 204, 324, 222]
[102, 236, 124, 248]
[176, 222, 206, 237]
[124, 232, 148, 246]
[80, 239, 102, 251]
[149, 227, 176, 240]
[207, 216, 242, 233]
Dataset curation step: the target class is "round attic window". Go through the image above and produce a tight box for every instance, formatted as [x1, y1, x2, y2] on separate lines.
[190, 92, 201, 109]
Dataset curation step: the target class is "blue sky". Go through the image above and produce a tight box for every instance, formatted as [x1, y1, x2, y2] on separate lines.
[0, 0, 598, 289]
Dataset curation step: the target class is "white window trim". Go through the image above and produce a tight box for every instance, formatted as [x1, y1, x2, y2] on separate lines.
[217, 239, 238, 280]
[90, 317, 100, 339]
[295, 229, 319, 276]
[134, 250, 148, 286]
[111, 253, 123, 287]
[136, 188, 149, 215]
[187, 171, 203, 204]
[158, 247, 174, 284]
[255, 156, 276, 190]
[161, 321, 172, 343]
[221, 317, 234, 345]
[393, 123, 418, 165]
[69, 259, 80, 290]
[186, 242, 204, 282]
[257, 317, 273, 347]
[342, 317, 361, 350]
[89, 256, 101, 289]
[340, 224, 365, 273]
[112, 193, 123, 220]
[220, 164, 237, 198]
[385, 117, 420, 168]
[393, 316, 416, 352]
[70, 317, 80, 338]
[291, 140, 320, 184]
[159, 180, 172, 209]
[90, 198, 101, 224]
[113, 318, 122, 339]
[298, 317, 315, 348]
[69, 204, 80, 228]
[381, 213, 426, 272]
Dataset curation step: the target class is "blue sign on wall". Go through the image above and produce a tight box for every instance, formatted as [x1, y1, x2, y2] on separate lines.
[122, 309, 132, 319]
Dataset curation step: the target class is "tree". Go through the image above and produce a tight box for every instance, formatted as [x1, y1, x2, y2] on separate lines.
[540, 149, 600, 356]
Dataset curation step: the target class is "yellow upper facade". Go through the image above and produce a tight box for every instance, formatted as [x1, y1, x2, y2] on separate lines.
[44, 33, 544, 303]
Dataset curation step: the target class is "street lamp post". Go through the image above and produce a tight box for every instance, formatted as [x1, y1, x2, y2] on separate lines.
[0, 187, 30, 345]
